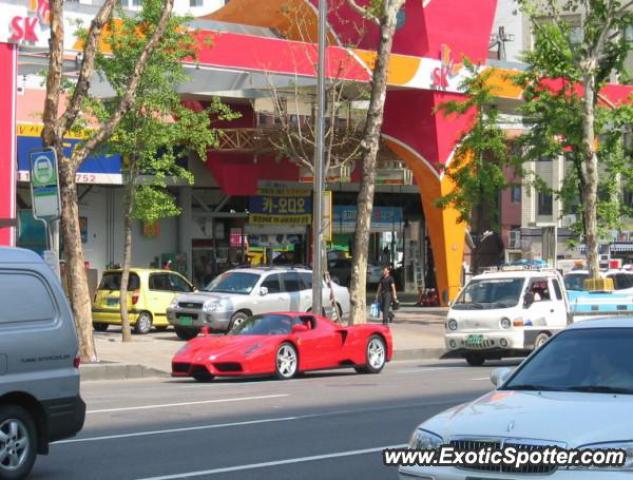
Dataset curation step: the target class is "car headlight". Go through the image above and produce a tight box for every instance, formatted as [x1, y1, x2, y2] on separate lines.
[569, 442, 633, 471]
[176, 343, 191, 355]
[169, 298, 179, 309]
[408, 428, 443, 449]
[500, 317, 511, 329]
[447, 319, 458, 331]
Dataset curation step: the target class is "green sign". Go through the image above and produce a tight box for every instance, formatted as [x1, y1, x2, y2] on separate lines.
[29, 149, 60, 219]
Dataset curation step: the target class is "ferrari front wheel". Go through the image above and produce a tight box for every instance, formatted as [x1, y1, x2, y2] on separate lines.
[356, 335, 386, 374]
[275, 343, 298, 380]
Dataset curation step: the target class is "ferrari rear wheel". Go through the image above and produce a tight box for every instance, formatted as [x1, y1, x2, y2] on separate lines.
[355, 335, 386, 374]
[275, 343, 298, 380]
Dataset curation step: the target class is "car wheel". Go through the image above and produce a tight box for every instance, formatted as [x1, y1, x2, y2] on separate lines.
[275, 343, 298, 380]
[355, 335, 386, 374]
[229, 311, 249, 331]
[134, 311, 153, 335]
[0, 405, 37, 480]
[465, 353, 485, 366]
[93, 323, 109, 332]
[175, 326, 198, 340]
[534, 332, 551, 349]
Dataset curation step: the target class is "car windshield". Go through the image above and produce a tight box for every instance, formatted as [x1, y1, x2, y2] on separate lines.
[452, 278, 524, 309]
[503, 328, 633, 394]
[203, 272, 259, 294]
[564, 273, 588, 291]
[229, 314, 294, 335]
[99, 272, 140, 291]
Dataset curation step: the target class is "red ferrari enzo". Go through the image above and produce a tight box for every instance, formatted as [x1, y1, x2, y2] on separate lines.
[171, 312, 392, 381]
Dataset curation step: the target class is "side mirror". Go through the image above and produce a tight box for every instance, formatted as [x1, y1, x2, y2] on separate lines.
[292, 324, 309, 333]
[259, 286, 269, 296]
[523, 292, 534, 308]
[490, 367, 513, 387]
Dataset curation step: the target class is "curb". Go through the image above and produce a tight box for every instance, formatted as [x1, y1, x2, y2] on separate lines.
[80, 363, 169, 382]
[392, 348, 447, 361]
[80, 348, 451, 381]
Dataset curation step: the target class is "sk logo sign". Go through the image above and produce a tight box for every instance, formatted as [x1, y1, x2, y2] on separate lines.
[9, 0, 50, 43]
[29, 0, 51, 26]
[431, 44, 463, 89]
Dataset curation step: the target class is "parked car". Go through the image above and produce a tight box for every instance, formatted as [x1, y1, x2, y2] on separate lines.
[445, 266, 570, 366]
[565, 269, 633, 295]
[167, 267, 351, 340]
[92, 268, 195, 334]
[172, 312, 392, 381]
[0, 247, 85, 479]
[400, 318, 633, 480]
[328, 258, 383, 287]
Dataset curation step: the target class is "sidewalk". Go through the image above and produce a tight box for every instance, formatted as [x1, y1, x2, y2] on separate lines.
[82, 306, 448, 381]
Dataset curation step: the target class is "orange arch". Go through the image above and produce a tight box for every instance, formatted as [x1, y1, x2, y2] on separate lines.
[383, 136, 466, 305]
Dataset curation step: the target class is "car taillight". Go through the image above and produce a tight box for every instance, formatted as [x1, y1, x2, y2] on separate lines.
[74, 355, 81, 368]
[132, 291, 140, 305]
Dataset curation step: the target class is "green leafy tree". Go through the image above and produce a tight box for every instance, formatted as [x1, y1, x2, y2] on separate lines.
[434, 62, 512, 273]
[42, 0, 175, 361]
[89, 0, 236, 341]
[516, 0, 633, 279]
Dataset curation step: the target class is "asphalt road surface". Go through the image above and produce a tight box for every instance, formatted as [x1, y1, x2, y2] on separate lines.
[32, 359, 521, 480]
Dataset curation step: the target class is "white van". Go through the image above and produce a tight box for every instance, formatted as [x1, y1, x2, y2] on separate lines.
[445, 266, 570, 366]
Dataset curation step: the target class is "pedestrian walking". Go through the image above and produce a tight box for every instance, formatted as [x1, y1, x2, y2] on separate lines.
[376, 266, 398, 325]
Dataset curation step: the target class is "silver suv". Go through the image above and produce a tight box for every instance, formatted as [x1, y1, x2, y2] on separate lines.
[167, 267, 351, 339]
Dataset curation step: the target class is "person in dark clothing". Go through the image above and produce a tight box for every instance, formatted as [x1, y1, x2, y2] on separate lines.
[376, 266, 398, 325]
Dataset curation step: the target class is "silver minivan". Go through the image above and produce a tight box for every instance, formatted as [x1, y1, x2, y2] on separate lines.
[0, 247, 85, 479]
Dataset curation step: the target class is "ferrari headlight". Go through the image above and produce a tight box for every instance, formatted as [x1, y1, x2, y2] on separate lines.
[408, 428, 443, 450]
[568, 442, 633, 471]
[176, 343, 191, 355]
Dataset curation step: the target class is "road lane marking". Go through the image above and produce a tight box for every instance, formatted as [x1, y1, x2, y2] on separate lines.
[394, 367, 455, 374]
[134, 444, 408, 479]
[57, 398, 477, 445]
[471, 377, 490, 381]
[86, 394, 288, 414]
[53, 417, 298, 444]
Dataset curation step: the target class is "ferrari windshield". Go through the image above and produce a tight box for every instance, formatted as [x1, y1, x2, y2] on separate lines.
[203, 272, 260, 294]
[229, 314, 294, 335]
[452, 278, 525, 310]
[503, 328, 633, 394]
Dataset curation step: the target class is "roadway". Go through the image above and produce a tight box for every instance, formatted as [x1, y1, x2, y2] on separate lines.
[32, 359, 521, 480]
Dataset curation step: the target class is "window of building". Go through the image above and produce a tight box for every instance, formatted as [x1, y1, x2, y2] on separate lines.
[538, 192, 553, 216]
[511, 185, 521, 203]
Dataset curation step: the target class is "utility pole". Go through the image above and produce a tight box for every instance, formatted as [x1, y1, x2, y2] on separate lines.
[311, 0, 326, 314]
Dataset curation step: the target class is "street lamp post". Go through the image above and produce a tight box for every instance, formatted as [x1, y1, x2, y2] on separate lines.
[311, 0, 327, 314]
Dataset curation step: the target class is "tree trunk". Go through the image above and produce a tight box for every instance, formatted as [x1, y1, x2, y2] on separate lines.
[119, 176, 136, 342]
[349, 0, 404, 325]
[59, 156, 98, 362]
[581, 73, 600, 279]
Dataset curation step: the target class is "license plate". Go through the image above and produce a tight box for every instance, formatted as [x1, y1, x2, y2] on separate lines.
[106, 297, 119, 307]
[466, 334, 484, 346]
[179, 315, 193, 326]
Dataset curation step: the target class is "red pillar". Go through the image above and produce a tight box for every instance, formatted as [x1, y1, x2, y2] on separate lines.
[0, 42, 17, 247]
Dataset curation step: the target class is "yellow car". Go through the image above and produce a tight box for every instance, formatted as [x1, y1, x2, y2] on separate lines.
[92, 268, 195, 334]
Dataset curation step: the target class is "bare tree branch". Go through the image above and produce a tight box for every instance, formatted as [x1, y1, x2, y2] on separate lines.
[71, 0, 176, 169]
[346, 0, 380, 26]
[60, 0, 117, 134]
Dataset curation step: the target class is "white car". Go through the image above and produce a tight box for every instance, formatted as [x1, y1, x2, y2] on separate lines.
[400, 318, 633, 479]
[445, 267, 570, 366]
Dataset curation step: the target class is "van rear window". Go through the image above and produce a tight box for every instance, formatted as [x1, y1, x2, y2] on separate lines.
[0, 272, 56, 324]
[99, 272, 140, 290]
